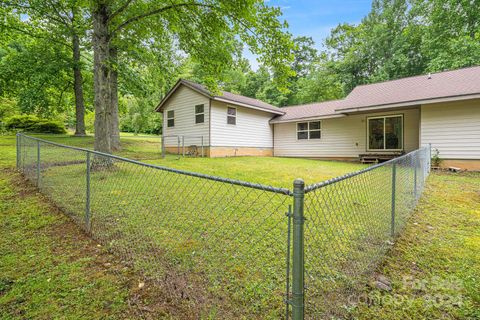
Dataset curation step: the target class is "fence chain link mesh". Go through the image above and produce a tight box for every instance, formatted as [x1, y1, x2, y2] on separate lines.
[17, 133, 291, 319]
[303, 147, 430, 318]
[17, 133, 430, 319]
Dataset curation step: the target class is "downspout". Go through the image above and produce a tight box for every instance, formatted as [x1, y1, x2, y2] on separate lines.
[272, 120, 275, 157]
[208, 98, 212, 157]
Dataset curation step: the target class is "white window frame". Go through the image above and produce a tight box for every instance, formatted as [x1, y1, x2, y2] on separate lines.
[227, 106, 236, 125]
[194, 104, 205, 124]
[367, 114, 404, 151]
[167, 110, 175, 128]
[296, 121, 321, 140]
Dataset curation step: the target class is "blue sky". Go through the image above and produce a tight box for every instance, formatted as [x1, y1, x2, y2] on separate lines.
[245, 0, 372, 69]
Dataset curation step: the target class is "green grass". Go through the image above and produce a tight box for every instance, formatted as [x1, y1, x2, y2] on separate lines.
[353, 171, 480, 319]
[2, 133, 479, 319]
[0, 169, 131, 319]
[2, 133, 367, 188]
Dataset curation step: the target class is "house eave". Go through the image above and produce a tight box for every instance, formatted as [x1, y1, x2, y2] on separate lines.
[270, 113, 346, 124]
[213, 97, 285, 115]
[336, 93, 480, 114]
[155, 80, 212, 113]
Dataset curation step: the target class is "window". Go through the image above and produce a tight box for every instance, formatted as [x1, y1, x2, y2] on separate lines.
[297, 121, 321, 140]
[367, 115, 403, 150]
[227, 107, 236, 125]
[167, 110, 174, 128]
[195, 104, 204, 124]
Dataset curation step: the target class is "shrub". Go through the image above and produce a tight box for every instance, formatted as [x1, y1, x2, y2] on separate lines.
[5, 115, 39, 131]
[0, 98, 18, 120]
[431, 148, 442, 167]
[4, 115, 66, 134]
[32, 120, 67, 134]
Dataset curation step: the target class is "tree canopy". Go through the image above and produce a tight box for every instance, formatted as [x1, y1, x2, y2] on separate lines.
[1, 0, 479, 145]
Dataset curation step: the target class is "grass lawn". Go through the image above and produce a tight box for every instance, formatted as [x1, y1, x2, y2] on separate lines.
[1, 133, 479, 319]
[1, 133, 366, 188]
[353, 171, 480, 319]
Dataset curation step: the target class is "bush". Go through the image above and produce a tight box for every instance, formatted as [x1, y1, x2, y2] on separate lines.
[0, 98, 18, 120]
[5, 115, 39, 131]
[32, 120, 67, 134]
[4, 115, 66, 134]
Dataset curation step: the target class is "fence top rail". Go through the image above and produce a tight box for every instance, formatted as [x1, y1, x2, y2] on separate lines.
[304, 146, 429, 193]
[17, 133, 292, 196]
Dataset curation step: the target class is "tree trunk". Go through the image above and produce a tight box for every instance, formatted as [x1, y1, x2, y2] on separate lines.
[92, 2, 111, 155]
[109, 46, 121, 150]
[72, 32, 86, 136]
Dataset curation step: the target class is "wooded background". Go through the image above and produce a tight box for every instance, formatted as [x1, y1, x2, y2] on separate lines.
[1, 0, 479, 153]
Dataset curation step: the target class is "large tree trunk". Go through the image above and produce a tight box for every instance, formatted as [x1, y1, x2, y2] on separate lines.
[92, 2, 111, 154]
[109, 46, 121, 150]
[72, 32, 86, 136]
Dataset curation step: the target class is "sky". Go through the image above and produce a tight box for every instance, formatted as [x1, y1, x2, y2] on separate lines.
[244, 0, 372, 70]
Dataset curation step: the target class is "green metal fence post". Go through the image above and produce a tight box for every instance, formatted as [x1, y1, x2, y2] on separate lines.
[36, 140, 41, 188]
[292, 179, 305, 320]
[428, 143, 432, 173]
[16, 133, 20, 169]
[413, 157, 418, 201]
[285, 204, 292, 320]
[177, 136, 180, 159]
[182, 136, 185, 157]
[85, 151, 91, 232]
[390, 163, 397, 237]
[161, 135, 165, 158]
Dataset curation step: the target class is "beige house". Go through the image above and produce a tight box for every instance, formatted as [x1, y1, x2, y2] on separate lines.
[156, 66, 480, 170]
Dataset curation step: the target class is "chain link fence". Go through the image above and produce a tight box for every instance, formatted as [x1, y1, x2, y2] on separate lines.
[162, 134, 206, 158]
[302, 146, 430, 318]
[16, 133, 430, 319]
[16, 133, 291, 318]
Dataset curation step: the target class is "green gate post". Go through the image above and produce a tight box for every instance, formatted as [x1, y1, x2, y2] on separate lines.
[85, 151, 91, 232]
[390, 163, 397, 237]
[16, 133, 20, 169]
[36, 140, 41, 188]
[292, 179, 305, 320]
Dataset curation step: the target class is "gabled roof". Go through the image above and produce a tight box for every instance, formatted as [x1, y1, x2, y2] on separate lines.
[269, 99, 346, 123]
[338, 65, 480, 112]
[155, 79, 285, 115]
[270, 65, 480, 123]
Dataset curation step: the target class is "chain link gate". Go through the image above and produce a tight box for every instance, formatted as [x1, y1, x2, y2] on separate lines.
[16, 133, 431, 319]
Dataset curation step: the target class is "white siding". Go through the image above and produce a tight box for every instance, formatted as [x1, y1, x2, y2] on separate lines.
[274, 109, 420, 157]
[210, 100, 274, 148]
[162, 85, 210, 146]
[420, 99, 480, 159]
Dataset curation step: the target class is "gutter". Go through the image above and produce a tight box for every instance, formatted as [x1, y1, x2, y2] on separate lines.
[335, 93, 480, 114]
[269, 113, 345, 124]
[213, 97, 285, 115]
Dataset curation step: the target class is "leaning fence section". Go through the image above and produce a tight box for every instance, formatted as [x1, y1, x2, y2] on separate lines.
[302, 147, 430, 318]
[16, 133, 291, 319]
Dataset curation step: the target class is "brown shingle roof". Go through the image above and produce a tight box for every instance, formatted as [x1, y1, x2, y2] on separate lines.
[338, 65, 480, 111]
[270, 100, 346, 123]
[156, 79, 285, 115]
[158, 66, 480, 122]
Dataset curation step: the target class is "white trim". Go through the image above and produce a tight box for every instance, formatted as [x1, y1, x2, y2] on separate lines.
[296, 120, 322, 141]
[337, 94, 480, 114]
[270, 114, 345, 124]
[194, 103, 205, 125]
[214, 97, 284, 115]
[167, 110, 175, 128]
[156, 80, 285, 115]
[367, 114, 404, 151]
[227, 106, 237, 125]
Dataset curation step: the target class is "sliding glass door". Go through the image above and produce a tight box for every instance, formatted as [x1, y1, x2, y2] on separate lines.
[367, 115, 403, 151]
